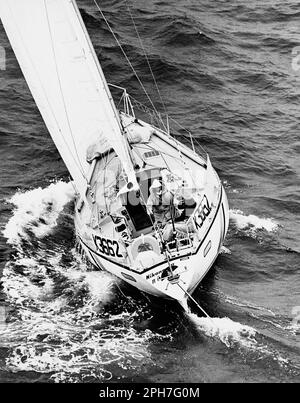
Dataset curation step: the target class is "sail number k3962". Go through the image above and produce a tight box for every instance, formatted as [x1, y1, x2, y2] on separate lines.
[93, 235, 123, 258]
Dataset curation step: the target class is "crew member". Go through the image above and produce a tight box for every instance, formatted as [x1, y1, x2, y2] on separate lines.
[147, 179, 181, 226]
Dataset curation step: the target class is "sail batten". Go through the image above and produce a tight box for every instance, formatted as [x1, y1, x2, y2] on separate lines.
[0, 0, 138, 197]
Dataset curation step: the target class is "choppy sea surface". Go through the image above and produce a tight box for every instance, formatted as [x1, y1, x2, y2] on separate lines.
[0, 0, 299, 383]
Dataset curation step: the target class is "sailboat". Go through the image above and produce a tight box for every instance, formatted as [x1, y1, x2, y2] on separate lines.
[0, 0, 229, 305]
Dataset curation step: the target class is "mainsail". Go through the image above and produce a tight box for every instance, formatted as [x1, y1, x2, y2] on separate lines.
[0, 0, 138, 197]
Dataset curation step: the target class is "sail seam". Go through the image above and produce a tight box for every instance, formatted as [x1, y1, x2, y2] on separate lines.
[70, 0, 139, 190]
[69, 0, 125, 134]
[44, 0, 87, 181]
[4, 1, 86, 185]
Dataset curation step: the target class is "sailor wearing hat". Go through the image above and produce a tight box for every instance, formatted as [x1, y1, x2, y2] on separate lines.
[146, 179, 181, 226]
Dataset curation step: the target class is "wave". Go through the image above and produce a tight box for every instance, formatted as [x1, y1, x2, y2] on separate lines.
[220, 292, 276, 317]
[229, 209, 278, 234]
[0, 181, 174, 382]
[3, 181, 75, 248]
[188, 312, 294, 372]
[189, 313, 257, 349]
[230, 3, 300, 24]
[220, 246, 231, 255]
[1, 249, 169, 382]
[156, 18, 215, 47]
[259, 196, 300, 215]
[249, 311, 300, 337]
[3, 310, 156, 383]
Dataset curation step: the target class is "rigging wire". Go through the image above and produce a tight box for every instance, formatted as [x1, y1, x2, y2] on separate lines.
[93, 1, 200, 157]
[176, 283, 214, 323]
[92, 0, 164, 128]
[130, 95, 204, 158]
[125, 0, 168, 119]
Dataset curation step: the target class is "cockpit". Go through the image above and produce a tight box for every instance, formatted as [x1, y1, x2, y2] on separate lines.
[87, 148, 198, 247]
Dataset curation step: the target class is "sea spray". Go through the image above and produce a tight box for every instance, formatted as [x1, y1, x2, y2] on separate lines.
[3, 181, 75, 246]
[230, 209, 278, 233]
[189, 313, 257, 348]
[1, 246, 157, 382]
[0, 182, 167, 382]
[187, 312, 292, 371]
[220, 246, 231, 255]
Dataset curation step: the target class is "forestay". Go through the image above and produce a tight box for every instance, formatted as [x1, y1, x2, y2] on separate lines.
[0, 0, 138, 197]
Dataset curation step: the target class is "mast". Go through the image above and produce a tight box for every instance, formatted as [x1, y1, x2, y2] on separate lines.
[0, 0, 139, 198]
[69, 0, 123, 135]
[69, 0, 138, 183]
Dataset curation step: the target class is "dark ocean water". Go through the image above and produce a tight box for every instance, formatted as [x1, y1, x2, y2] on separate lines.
[0, 0, 300, 383]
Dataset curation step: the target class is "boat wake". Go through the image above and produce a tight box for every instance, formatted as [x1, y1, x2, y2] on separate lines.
[229, 209, 278, 235]
[1, 182, 297, 382]
[189, 313, 257, 349]
[0, 181, 168, 382]
[222, 293, 300, 337]
[220, 246, 231, 255]
[187, 312, 294, 371]
[3, 181, 76, 247]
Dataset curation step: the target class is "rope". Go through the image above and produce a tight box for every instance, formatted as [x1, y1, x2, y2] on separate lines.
[176, 283, 214, 324]
[125, 0, 168, 119]
[92, 0, 161, 121]
[138, 186, 169, 256]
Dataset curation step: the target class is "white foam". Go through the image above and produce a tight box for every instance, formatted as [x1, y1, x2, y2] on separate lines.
[84, 271, 115, 304]
[188, 312, 292, 369]
[3, 181, 75, 246]
[52, 249, 117, 307]
[2, 260, 50, 307]
[4, 312, 155, 382]
[230, 209, 278, 233]
[220, 246, 231, 255]
[285, 323, 300, 336]
[0, 182, 164, 382]
[1, 250, 155, 382]
[189, 314, 257, 348]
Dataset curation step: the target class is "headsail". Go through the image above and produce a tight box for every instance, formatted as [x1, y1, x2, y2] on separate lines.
[0, 0, 138, 197]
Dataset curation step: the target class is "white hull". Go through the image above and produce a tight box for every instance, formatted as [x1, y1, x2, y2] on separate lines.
[75, 168, 229, 303]
[1, 0, 230, 305]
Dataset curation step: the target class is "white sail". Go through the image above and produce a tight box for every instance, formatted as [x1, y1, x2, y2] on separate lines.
[0, 0, 138, 197]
